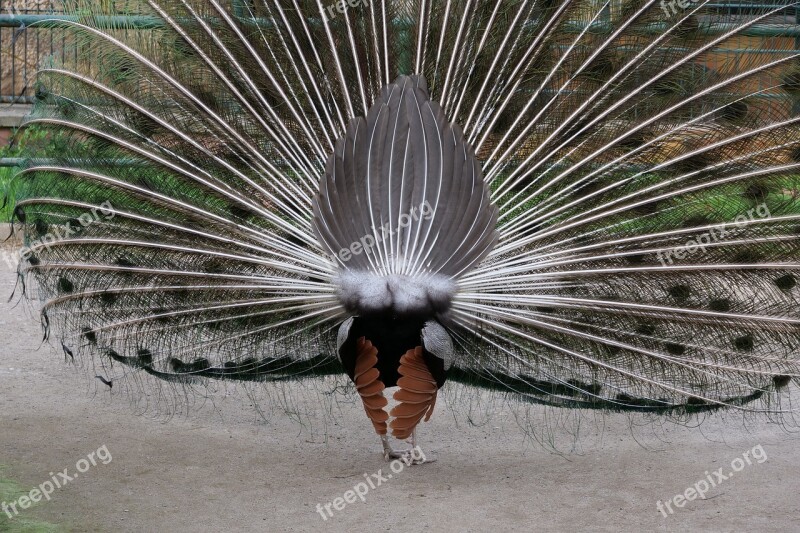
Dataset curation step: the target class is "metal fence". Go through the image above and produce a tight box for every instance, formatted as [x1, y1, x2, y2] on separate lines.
[0, 0, 71, 103]
[0, 1, 798, 104]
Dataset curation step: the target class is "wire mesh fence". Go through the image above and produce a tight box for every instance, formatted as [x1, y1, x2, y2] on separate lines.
[0, 2, 798, 105]
[0, 0, 74, 103]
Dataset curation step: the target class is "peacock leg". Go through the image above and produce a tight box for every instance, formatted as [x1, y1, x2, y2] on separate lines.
[380, 431, 434, 463]
[380, 434, 406, 460]
[405, 428, 435, 465]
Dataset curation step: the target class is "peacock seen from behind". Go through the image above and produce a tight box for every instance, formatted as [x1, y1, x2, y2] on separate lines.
[9, 0, 800, 462]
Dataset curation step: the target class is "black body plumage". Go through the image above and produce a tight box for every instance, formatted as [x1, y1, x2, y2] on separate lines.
[338, 315, 447, 389]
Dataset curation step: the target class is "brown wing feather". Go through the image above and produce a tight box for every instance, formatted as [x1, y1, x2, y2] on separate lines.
[355, 338, 389, 435]
[390, 347, 439, 440]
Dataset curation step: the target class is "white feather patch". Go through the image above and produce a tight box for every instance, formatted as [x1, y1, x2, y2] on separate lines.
[422, 321, 454, 369]
[336, 271, 457, 316]
[336, 317, 355, 361]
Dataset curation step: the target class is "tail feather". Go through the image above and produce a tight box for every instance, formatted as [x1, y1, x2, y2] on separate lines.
[311, 75, 498, 274]
[6, 0, 800, 421]
[312, 74, 498, 316]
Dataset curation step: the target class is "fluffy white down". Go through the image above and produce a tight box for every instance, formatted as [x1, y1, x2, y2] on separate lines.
[336, 271, 457, 316]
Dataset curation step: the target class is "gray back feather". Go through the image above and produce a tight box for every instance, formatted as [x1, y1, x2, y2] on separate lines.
[312, 75, 498, 316]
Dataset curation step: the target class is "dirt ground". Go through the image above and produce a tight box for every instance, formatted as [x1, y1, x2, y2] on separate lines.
[0, 252, 799, 532]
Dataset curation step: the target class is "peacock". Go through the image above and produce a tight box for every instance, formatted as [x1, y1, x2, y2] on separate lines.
[7, 0, 800, 463]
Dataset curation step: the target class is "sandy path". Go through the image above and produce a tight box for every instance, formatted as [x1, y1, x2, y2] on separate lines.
[0, 259, 798, 532]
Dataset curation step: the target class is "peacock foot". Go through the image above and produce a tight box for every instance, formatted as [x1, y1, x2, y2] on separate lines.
[380, 435, 435, 464]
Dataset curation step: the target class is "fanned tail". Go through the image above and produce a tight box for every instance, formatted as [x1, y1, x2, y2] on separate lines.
[7, 0, 800, 421]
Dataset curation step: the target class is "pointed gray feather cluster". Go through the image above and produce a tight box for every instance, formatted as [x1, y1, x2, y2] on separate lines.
[312, 75, 499, 316]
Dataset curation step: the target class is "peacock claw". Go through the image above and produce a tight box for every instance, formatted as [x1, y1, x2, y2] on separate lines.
[404, 448, 435, 465]
[380, 435, 433, 464]
[383, 448, 434, 465]
[383, 448, 406, 460]
[389, 448, 436, 465]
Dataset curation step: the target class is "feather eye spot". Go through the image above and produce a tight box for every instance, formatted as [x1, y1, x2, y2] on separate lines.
[229, 204, 253, 220]
[743, 183, 769, 202]
[571, 180, 603, 197]
[709, 298, 731, 312]
[734, 250, 763, 264]
[681, 215, 710, 229]
[65, 218, 81, 230]
[100, 291, 117, 305]
[774, 274, 796, 291]
[115, 257, 137, 268]
[170, 289, 191, 300]
[734, 334, 755, 352]
[81, 327, 97, 344]
[774, 375, 792, 389]
[633, 201, 661, 215]
[668, 285, 691, 301]
[625, 254, 647, 265]
[665, 343, 686, 356]
[605, 345, 622, 356]
[617, 132, 647, 151]
[58, 277, 74, 294]
[13, 206, 26, 224]
[573, 234, 592, 245]
[636, 323, 656, 336]
[33, 219, 49, 236]
[718, 101, 748, 122]
[34, 83, 49, 101]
